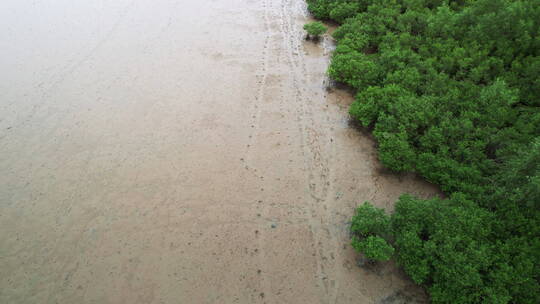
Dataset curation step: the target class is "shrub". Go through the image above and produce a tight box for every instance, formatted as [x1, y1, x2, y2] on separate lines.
[303, 21, 327, 39]
[350, 202, 394, 262]
[352, 235, 394, 261]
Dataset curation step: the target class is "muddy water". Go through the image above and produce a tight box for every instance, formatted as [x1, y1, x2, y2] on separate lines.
[0, 0, 439, 303]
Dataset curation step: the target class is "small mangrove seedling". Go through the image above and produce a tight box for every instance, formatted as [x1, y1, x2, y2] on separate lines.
[303, 21, 327, 40]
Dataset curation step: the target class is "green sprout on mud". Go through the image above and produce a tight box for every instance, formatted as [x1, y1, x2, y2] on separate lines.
[303, 21, 327, 40]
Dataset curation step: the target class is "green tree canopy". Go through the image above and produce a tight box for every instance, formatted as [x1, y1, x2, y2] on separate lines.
[308, 0, 540, 302]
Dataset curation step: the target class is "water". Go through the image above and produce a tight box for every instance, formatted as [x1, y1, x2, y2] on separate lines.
[0, 1, 438, 303]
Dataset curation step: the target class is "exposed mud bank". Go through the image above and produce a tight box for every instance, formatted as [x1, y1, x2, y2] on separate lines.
[0, 0, 438, 303]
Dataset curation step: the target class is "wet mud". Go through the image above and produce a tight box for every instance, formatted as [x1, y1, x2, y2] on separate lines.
[0, 0, 439, 303]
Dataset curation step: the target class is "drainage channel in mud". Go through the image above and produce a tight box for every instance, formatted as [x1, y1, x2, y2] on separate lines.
[0, 0, 438, 303]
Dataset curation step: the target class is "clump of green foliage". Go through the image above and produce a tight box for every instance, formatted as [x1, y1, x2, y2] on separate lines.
[303, 21, 327, 39]
[308, 0, 540, 303]
[350, 202, 394, 261]
[353, 235, 394, 261]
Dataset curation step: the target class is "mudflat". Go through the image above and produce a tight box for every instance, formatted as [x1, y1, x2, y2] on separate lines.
[0, 0, 438, 303]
